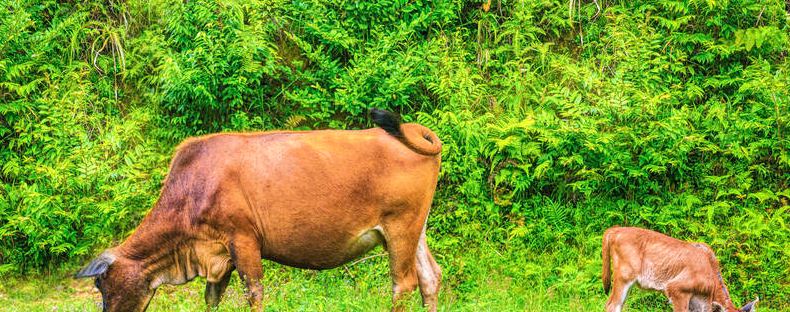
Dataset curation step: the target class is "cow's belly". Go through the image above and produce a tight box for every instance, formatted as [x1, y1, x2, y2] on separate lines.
[636, 268, 668, 291]
[261, 225, 386, 270]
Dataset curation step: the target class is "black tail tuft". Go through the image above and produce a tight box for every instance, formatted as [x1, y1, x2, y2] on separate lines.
[370, 108, 403, 138]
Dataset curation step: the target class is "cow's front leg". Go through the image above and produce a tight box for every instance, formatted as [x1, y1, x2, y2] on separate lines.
[205, 268, 233, 311]
[231, 236, 264, 312]
[666, 284, 692, 312]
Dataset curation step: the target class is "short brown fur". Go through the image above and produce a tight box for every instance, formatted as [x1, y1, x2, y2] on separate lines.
[602, 226, 757, 312]
[77, 112, 443, 312]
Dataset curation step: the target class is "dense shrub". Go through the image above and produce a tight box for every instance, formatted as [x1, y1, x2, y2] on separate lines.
[1, 0, 788, 305]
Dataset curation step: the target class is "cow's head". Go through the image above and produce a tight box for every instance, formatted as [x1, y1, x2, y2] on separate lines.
[75, 250, 154, 312]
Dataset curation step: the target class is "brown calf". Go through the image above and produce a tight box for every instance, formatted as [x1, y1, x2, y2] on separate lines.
[602, 227, 758, 312]
[76, 109, 443, 312]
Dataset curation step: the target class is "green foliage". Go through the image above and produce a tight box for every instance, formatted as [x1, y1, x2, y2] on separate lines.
[0, 1, 167, 273]
[1, 0, 788, 308]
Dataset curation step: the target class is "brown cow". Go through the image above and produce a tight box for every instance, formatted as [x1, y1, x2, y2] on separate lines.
[75, 109, 443, 312]
[602, 226, 758, 312]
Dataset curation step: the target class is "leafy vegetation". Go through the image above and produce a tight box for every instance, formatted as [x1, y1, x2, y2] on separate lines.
[1, 0, 788, 309]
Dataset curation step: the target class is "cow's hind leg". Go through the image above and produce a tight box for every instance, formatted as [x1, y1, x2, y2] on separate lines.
[605, 252, 637, 312]
[605, 278, 634, 312]
[383, 222, 422, 312]
[415, 230, 441, 312]
[231, 236, 264, 312]
[205, 268, 233, 311]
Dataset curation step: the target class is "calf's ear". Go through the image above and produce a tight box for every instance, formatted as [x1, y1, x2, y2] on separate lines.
[75, 251, 116, 278]
[740, 297, 759, 312]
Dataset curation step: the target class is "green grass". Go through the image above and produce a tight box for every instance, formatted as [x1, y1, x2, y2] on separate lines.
[1, 244, 783, 312]
[0, 269, 595, 312]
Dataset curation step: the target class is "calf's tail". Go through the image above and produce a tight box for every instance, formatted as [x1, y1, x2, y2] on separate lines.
[370, 108, 442, 156]
[602, 229, 612, 294]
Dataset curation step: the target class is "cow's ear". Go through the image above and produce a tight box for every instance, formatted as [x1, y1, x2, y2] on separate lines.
[740, 297, 758, 312]
[75, 251, 116, 278]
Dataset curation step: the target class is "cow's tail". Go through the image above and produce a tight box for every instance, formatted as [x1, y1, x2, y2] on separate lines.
[370, 108, 441, 156]
[602, 228, 613, 294]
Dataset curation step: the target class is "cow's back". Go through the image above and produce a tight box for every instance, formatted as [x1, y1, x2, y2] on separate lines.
[607, 227, 720, 293]
[161, 128, 440, 269]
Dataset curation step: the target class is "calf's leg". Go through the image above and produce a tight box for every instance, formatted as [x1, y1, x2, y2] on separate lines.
[605, 278, 634, 312]
[415, 231, 441, 312]
[605, 252, 637, 312]
[666, 284, 692, 312]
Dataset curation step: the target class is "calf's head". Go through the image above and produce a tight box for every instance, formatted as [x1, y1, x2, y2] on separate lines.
[739, 298, 759, 312]
[75, 250, 153, 312]
[713, 297, 759, 312]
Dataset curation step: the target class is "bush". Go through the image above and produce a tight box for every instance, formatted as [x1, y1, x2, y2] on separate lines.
[1, 0, 787, 304]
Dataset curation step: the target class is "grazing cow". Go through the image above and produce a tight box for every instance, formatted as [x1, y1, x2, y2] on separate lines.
[76, 109, 443, 312]
[602, 226, 758, 312]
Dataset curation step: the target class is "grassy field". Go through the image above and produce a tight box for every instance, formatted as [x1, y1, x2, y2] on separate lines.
[1, 243, 782, 312]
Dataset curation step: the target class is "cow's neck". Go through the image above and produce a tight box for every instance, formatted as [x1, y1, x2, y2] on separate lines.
[117, 209, 198, 287]
[690, 243, 738, 311]
[145, 242, 205, 288]
[117, 209, 232, 288]
[712, 272, 738, 311]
